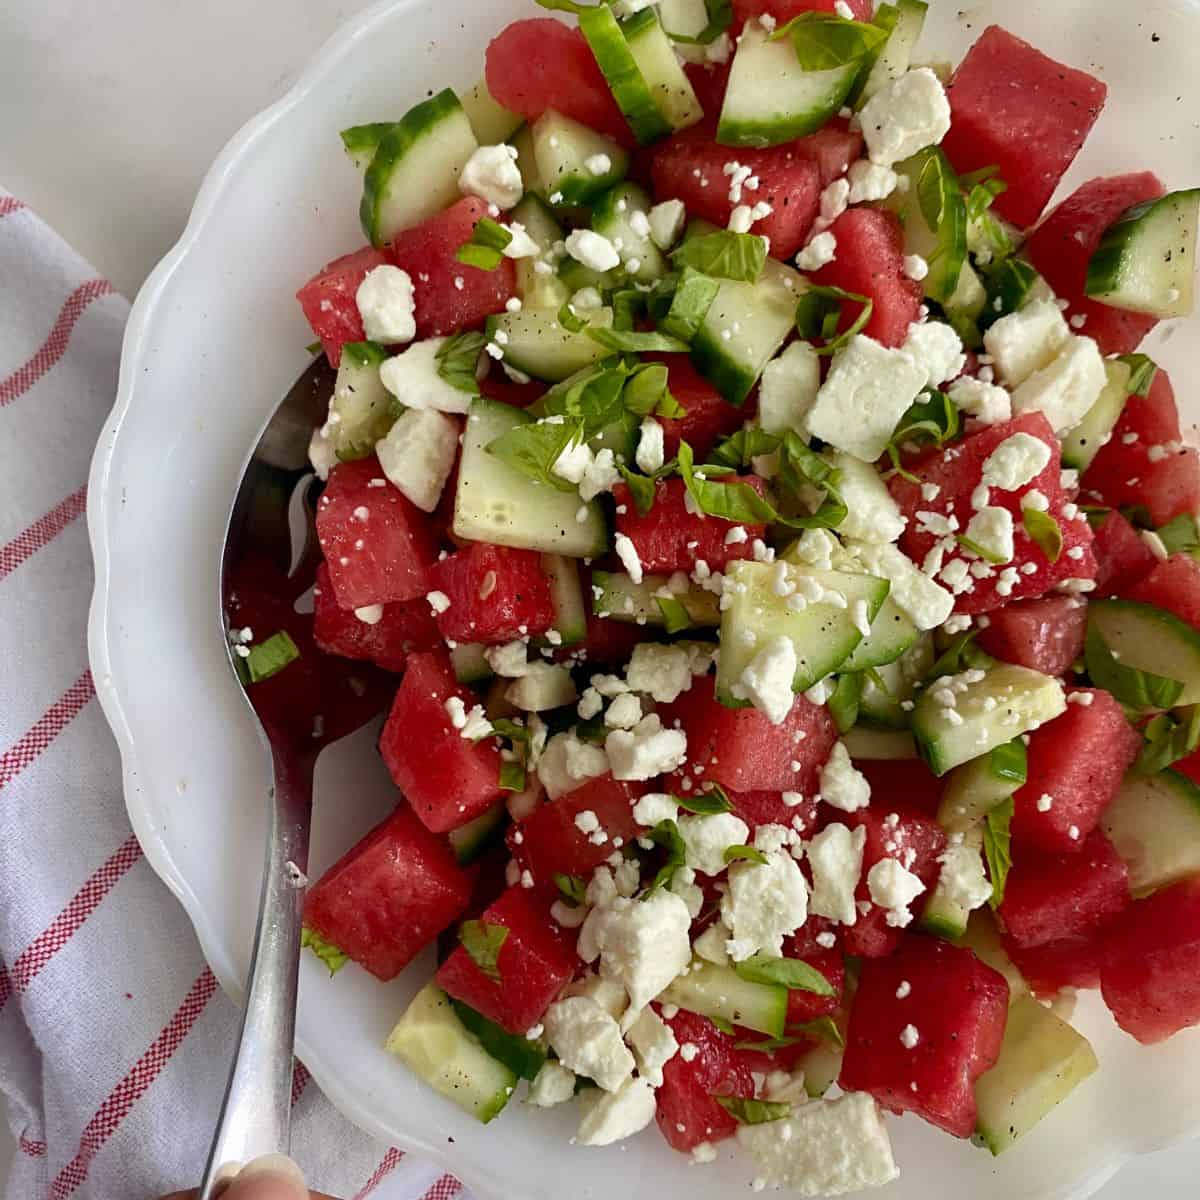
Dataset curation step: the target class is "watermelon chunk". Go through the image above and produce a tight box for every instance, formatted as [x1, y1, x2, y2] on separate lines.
[999, 830, 1130, 949]
[782, 920, 844, 1024]
[811, 208, 923, 348]
[315, 458, 439, 609]
[379, 650, 504, 833]
[682, 62, 731, 123]
[485, 18, 634, 147]
[647, 355, 744, 462]
[656, 1009, 755, 1152]
[1100, 875, 1200, 1044]
[840, 937, 1009, 1137]
[790, 119, 866, 188]
[889, 412, 1097, 614]
[661, 674, 837, 794]
[436, 885, 580, 1035]
[303, 805, 472, 981]
[576, 605, 649, 666]
[977, 595, 1087, 678]
[1026, 173, 1165, 354]
[387, 197, 516, 340]
[296, 245, 387, 367]
[427, 542, 555, 645]
[312, 561, 439, 672]
[1010, 688, 1141, 855]
[1092, 510, 1159, 597]
[941, 26, 1107, 229]
[729, 788, 820, 838]
[732, 0, 873, 30]
[611, 476, 766, 575]
[1124, 554, 1200, 631]
[1002, 928, 1108, 999]
[857, 758, 946, 820]
[508, 774, 642, 884]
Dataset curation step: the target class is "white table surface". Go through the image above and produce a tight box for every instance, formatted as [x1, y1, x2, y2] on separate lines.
[0, 1, 1196, 1195]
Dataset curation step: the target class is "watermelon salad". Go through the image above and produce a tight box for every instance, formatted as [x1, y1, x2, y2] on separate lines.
[274, 0, 1200, 1190]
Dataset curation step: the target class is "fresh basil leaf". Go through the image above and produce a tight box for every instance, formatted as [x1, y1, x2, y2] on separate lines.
[956, 533, 1007, 566]
[611, 288, 646, 332]
[672, 231, 766, 283]
[487, 417, 583, 491]
[709, 1014, 735, 1035]
[305, 339, 324, 355]
[708, 428, 782, 470]
[450, 999, 547, 1081]
[715, 1096, 792, 1125]
[459, 919, 509, 982]
[647, 819, 687, 893]
[436, 332, 486, 393]
[734, 953, 836, 996]
[301, 926, 348, 975]
[959, 164, 1003, 190]
[677, 441, 778, 525]
[983, 797, 1014, 908]
[533, 0, 595, 12]
[587, 327, 691, 354]
[656, 595, 694, 634]
[924, 631, 994, 683]
[724, 844, 769, 866]
[965, 176, 1008, 223]
[499, 760, 527, 792]
[618, 466, 658, 517]
[246, 631, 300, 684]
[557, 300, 587, 334]
[1084, 622, 1184, 712]
[775, 12, 889, 70]
[981, 259, 1040, 326]
[677, 785, 733, 815]
[794, 1015, 845, 1048]
[776, 432, 849, 531]
[660, 267, 721, 342]
[989, 738, 1028, 785]
[544, 365, 630, 437]
[491, 717, 530, 743]
[794, 285, 874, 356]
[554, 872, 588, 906]
[1135, 706, 1200, 775]
[1117, 353, 1158, 398]
[341, 340, 389, 368]
[1156, 513, 1200, 556]
[621, 363, 669, 416]
[340, 122, 393, 163]
[917, 150, 954, 232]
[885, 390, 960, 481]
[1023, 508, 1064, 563]
[456, 217, 513, 271]
[665, 0, 733, 45]
[828, 673, 862, 734]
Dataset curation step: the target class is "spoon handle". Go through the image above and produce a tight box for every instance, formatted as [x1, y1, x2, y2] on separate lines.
[198, 749, 313, 1198]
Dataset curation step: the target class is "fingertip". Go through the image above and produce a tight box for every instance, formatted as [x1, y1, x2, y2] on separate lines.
[220, 1155, 308, 1200]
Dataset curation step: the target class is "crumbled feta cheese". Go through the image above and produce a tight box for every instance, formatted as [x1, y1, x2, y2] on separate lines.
[307, 428, 339, 481]
[585, 152, 613, 177]
[818, 741, 871, 812]
[528, 1059, 577, 1107]
[859, 68, 952, 167]
[425, 589, 451, 614]
[722, 849, 809, 961]
[1011, 335, 1107, 434]
[355, 265, 416, 344]
[983, 298, 1070, 388]
[537, 731, 609, 799]
[818, 178, 851, 228]
[614, 533, 644, 584]
[376, 407, 458, 512]
[981, 432, 1052, 491]
[606, 714, 688, 781]
[648, 199, 687, 250]
[867, 857, 926, 928]
[795, 231, 838, 271]
[543, 996, 634, 1092]
[735, 635, 797, 725]
[904, 254, 929, 282]
[604, 691, 643, 730]
[636, 418, 665, 473]
[948, 376, 1012, 426]
[900, 1023, 920, 1049]
[693, 923, 731, 966]
[443, 696, 493, 740]
[501, 221, 540, 259]
[847, 160, 899, 204]
[844, 541, 955, 630]
[354, 604, 384, 626]
[903, 321, 966, 389]
[458, 143, 523, 210]
[565, 229, 621, 272]
[828, 451, 906, 543]
[758, 342, 821, 438]
[679, 811, 752, 876]
[964, 506, 1015, 563]
[936, 843, 993, 913]
[632, 792, 679, 827]
[485, 640, 529, 678]
[626, 643, 694, 703]
[624, 1007, 679, 1088]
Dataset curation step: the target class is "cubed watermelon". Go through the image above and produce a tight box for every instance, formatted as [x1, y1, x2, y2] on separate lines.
[976, 595, 1087, 678]
[889, 412, 1097, 614]
[682, 62, 731, 122]
[427, 542, 555, 645]
[478, 370, 547, 408]
[782, 920, 844, 1024]
[315, 458, 439, 609]
[661, 674, 837, 794]
[485, 18, 634, 147]
[611, 476, 766, 575]
[576, 604, 649, 666]
[732, 0, 872, 30]
[729, 788, 820, 837]
[380, 650, 504, 833]
[1083, 416, 1200, 529]
[1100, 875, 1200, 1044]
[1002, 928, 1108, 999]
[647, 355, 745, 462]
[789, 119, 866, 188]
[387, 197, 517, 340]
[656, 1009, 756, 1152]
[436, 885, 580, 1035]
[1010, 688, 1141, 855]
[999, 830, 1130, 949]
[296, 245, 388, 367]
[1092, 510, 1159, 598]
[857, 758, 946, 820]
[1124, 555, 1200, 631]
[1025, 173, 1165, 355]
[508, 774, 642, 884]
[840, 937, 1009, 1137]
[810, 208, 923, 348]
[941, 26, 1107, 229]
[303, 805, 472, 981]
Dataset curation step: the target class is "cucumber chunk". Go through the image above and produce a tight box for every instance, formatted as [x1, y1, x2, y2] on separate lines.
[842, 727, 918, 760]
[1085, 188, 1199, 318]
[1060, 358, 1130, 472]
[453, 398, 608, 557]
[486, 307, 614, 383]
[955, 909, 1028, 1003]
[1100, 768, 1200, 896]
[327, 341, 397, 459]
[937, 739, 1026, 833]
[508, 195, 569, 309]
[579, 3, 672, 144]
[854, 0, 928, 109]
[887, 147, 967, 306]
[857, 635, 934, 728]
[660, 959, 788, 1038]
[511, 124, 542, 194]
[592, 570, 721, 628]
[592, 182, 669, 286]
[448, 803, 507, 864]
[532, 110, 630, 208]
[385, 982, 517, 1123]
[361, 89, 478, 246]
[1088, 598, 1200, 706]
[913, 664, 1066, 777]
[543, 554, 588, 646]
[451, 642, 493, 684]
[797, 1037, 845, 1098]
[974, 995, 1098, 1155]
[622, 7, 704, 132]
[716, 561, 890, 706]
[461, 77, 523, 145]
[340, 122, 392, 171]
[661, 268, 722, 342]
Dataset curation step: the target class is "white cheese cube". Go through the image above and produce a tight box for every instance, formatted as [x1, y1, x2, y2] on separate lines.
[982, 298, 1070, 388]
[376, 407, 458, 512]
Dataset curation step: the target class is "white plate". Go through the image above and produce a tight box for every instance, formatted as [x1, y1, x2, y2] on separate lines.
[89, 1, 1200, 1196]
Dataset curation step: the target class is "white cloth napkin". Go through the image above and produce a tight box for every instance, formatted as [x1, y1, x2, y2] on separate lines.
[0, 189, 470, 1200]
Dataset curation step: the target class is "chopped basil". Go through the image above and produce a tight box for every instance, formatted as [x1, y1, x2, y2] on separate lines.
[486, 417, 583, 491]
[455, 217, 513, 271]
[450, 999, 547, 1081]
[499, 760, 526, 792]
[956, 533, 1008, 566]
[672, 231, 767, 284]
[557, 300, 588, 334]
[646, 819, 687, 893]
[554, 873, 588, 906]
[887, 390, 959, 480]
[1084, 622, 1184, 712]
[924, 630, 993, 683]
[436, 331, 486, 394]
[1157, 513, 1200, 556]
[794, 1015, 845, 1048]
[491, 717, 531, 743]
[677, 785, 733, 816]
[659, 267, 721, 343]
[715, 1096, 792, 1125]
[246, 631, 301, 684]
[1117, 353, 1158, 398]
[611, 289, 646, 332]
[459, 919, 509, 982]
[677, 441, 778, 525]
[341, 340, 389, 368]
[1022, 508, 1064, 563]
[794, 285, 874, 356]
[828, 673, 862, 734]
[707, 427, 785, 471]
[301, 926, 349, 976]
[664, 0, 732, 45]
[724, 844, 769, 866]
[989, 738, 1028, 785]
[1135, 706, 1200, 776]
[618, 466, 658, 517]
[982, 797, 1014, 908]
[734, 953, 836, 996]
[587, 327, 691, 354]
[774, 12, 889, 70]
[656, 596, 693, 634]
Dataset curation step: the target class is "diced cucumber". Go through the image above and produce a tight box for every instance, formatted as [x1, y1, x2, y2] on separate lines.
[1100, 768, 1200, 896]
[1061, 358, 1131, 471]
[385, 982, 517, 1123]
[981, 259, 1045, 328]
[854, 0, 928, 109]
[532, 110, 630, 208]
[622, 7, 704, 132]
[327, 341, 397, 459]
[920, 824, 982, 940]
[956, 909, 1029, 1003]
[485, 307, 614, 383]
[508, 195, 569, 309]
[1087, 598, 1200, 705]
[658, 0, 709, 40]
[974, 995, 1099, 1155]
[451, 642, 493, 684]
[843, 1, 898, 110]
[592, 570, 721, 628]
[448, 803, 507, 864]
[660, 959, 788, 1038]
[945, 262, 987, 343]
[858, 635, 935, 728]
[913, 664, 1066, 777]
[511, 124, 542, 194]
[1085, 189, 1199, 318]
[842, 727, 918, 760]
[717, 23, 860, 148]
[340, 122, 392, 171]
[461, 77, 523, 145]
[593, 182, 669, 286]
[579, 3, 672, 144]
[543, 554, 588, 646]
[716, 561, 890, 706]
[692, 259, 805, 404]
[454, 398, 608, 557]
[937, 739, 1026, 834]
[661, 268, 722, 342]
[887, 147, 967, 306]
[798, 1037, 845, 1098]
[360, 89, 478, 246]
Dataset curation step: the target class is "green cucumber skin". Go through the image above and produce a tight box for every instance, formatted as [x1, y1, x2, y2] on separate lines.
[341, 122, 393, 170]
[1100, 768, 1200, 896]
[578, 4, 672, 145]
[1088, 598, 1200, 706]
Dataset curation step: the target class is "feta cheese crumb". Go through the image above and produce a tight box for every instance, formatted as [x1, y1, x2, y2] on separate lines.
[867, 858, 926, 928]
[948, 376, 1012, 426]
[606, 714, 687, 780]
[458, 143, 523, 210]
[636, 418, 665, 473]
[722, 849, 809, 961]
[758, 342, 821, 438]
[355, 265, 417, 344]
[904, 254, 929, 281]
[425, 589, 451, 615]
[847, 160, 898, 204]
[679, 811, 752, 876]
[982, 432, 1053, 491]
[983, 298, 1070, 388]
[565, 229, 621, 272]
[614, 533, 644, 584]
[859, 68, 952, 167]
[543, 996, 634, 1092]
[625, 1007, 679, 1088]
[795, 231, 838, 272]
[818, 742, 871, 813]
[626, 643, 693, 703]
[903, 321, 966, 389]
[736, 635, 797, 725]
[632, 792, 679, 827]
[648, 199, 687, 250]
[806, 822, 866, 926]
[900, 1023, 920, 1049]
[529, 1060, 577, 1107]
[1011, 335, 1107, 434]
[585, 152, 613, 177]
[377, 406, 459, 512]
[354, 604, 384, 626]
[936, 843, 993, 914]
[964, 506, 1015, 563]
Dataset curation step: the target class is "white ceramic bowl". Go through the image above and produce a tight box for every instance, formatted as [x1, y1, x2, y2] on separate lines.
[89, 1, 1200, 1196]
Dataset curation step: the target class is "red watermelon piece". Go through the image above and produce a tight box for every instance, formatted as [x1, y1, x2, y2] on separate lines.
[683, 62, 731, 122]
[782, 920, 845, 1025]
[732, 0, 872, 30]
[646, 354, 744, 462]
[1124, 555, 1200, 631]
[575, 605, 650, 667]
[661, 674, 837, 794]
[1026, 173, 1165, 354]
[316, 458, 438, 609]
[840, 937, 1009, 1137]
[485, 19, 634, 147]
[942, 26, 1107, 230]
[857, 758, 946, 819]
[811, 208, 923, 348]
[436, 885, 580, 1035]
[611, 475, 766, 575]
[1003, 928, 1108, 999]
[999, 830, 1130, 949]
[387, 197, 516, 340]
[1092, 510, 1159, 597]
[380, 650, 504, 833]
[729, 788, 820, 838]
[977, 594, 1087, 677]
[1100, 875, 1200, 1044]
[427, 542, 555, 645]
[1010, 688, 1141, 855]
[296, 245, 387, 367]
[303, 805, 472, 981]
[792, 119, 865, 187]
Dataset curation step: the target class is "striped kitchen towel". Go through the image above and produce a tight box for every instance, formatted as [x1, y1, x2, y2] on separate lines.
[0, 190, 468, 1200]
